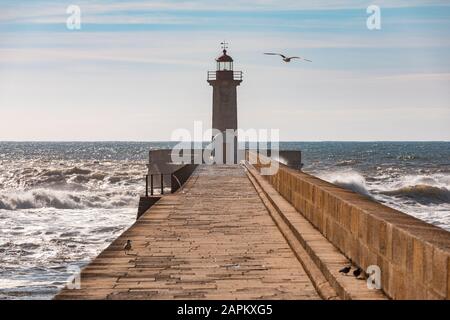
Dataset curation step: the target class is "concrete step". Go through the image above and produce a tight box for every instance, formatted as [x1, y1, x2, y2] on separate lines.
[244, 162, 387, 300]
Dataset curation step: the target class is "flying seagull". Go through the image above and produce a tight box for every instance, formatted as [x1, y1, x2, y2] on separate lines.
[264, 53, 312, 63]
[123, 239, 132, 255]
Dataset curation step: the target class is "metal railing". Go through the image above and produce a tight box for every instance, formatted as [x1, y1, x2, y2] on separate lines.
[207, 71, 243, 81]
[144, 164, 198, 197]
[207, 71, 216, 80]
[145, 173, 166, 196]
[233, 71, 243, 80]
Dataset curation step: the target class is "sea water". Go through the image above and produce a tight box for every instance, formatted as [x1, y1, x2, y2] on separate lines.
[0, 141, 449, 299]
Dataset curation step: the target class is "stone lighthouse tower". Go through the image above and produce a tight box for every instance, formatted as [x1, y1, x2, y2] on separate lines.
[207, 42, 243, 163]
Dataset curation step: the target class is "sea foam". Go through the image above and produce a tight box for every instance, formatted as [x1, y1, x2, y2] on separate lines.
[317, 170, 372, 197]
[318, 171, 450, 204]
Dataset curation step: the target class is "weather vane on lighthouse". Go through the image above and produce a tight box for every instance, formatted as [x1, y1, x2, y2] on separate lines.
[220, 41, 228, 53]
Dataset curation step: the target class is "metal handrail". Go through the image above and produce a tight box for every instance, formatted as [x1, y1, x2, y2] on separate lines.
[207, 70, 243, 81]
[233, 71, 243, 80]
[144, 165, 198, 197]
[145, 173, 171, 196]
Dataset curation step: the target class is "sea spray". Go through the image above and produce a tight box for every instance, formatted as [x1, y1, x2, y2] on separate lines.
[317, 170, 372, 197]
[0, 188, 138, 210]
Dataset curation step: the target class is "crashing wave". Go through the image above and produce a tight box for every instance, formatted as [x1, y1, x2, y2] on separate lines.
[39, 167, 91, 177]
[380, 185, 450, 204]
[0, 189, 137, 210]
[317, 171, 372, 197]
[1, 164, 143, 191]
[318, 171, 450, 205]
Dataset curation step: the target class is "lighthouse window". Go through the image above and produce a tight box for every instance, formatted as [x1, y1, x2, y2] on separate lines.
[217, 61, 233, 71]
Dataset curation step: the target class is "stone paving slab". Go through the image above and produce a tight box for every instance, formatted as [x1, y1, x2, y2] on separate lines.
[55, 165, 320, 300]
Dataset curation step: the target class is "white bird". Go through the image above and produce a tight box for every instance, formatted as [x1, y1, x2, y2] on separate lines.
[264, 52, 312, 63]
[123, 239, 132, 255]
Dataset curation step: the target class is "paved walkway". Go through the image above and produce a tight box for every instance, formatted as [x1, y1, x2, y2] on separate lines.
[56, 165, 320, 299]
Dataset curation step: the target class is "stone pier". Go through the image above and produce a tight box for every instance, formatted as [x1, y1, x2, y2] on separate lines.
[56, 165, 323, 299]
[55, 156, 450, 300]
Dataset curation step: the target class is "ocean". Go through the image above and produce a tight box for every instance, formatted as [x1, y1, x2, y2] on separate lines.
[0, 141, 449, 299]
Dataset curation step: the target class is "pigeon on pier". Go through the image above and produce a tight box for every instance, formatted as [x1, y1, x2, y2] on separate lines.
[264, 53, 312, 63]
[339, 265, 352, 275]
[353, 267, 362, 278]
[123, 240, 132, 255]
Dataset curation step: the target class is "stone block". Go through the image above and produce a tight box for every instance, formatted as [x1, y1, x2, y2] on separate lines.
[423, 242, 434, 285]
[392, 267, 406, 299]
[384, 223, 393, 261]
[325, 218, 334, 243]
[350, 206, 359, 236]
[358, 212, 369, 245]
[412, 238, 425, 283]
[405, 234, 414, 274]
[405, 281, 426, 300]
[367, 215, 380, 252]
[377, 220, 388, 257]
[448, 256, 450, 299]
[359, 243, 370, 270]
[349, 236, 360, 264]
[339, 202, 352, 231]
[315, 188, 325, 210]
[367, 250, 378, 270]
[432, 247, 449, 297]
[392, 229, 408, 271]
[313, 207, 322, 229]
[387, 263, 396, 298]
[376, 255, 390, 295]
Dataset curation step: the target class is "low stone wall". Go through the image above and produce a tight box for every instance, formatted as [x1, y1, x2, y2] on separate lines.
[247, 152, 450, 300]
[171, 164, 198, 193]
[137, 196, 161, 219]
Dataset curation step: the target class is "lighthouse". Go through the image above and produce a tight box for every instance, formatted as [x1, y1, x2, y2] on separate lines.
[207, 42, 243, 164]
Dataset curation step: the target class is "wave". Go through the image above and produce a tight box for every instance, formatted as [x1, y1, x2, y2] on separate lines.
[335, 160, 358, 167]
[0, 189, 138, 210]
[318, 170, 450, 205]
[378, 174, 450, 203]
[317, 171, 372, 197]
[40, 167, 91, 177]
[398, 174, 450, 189]
[380, 185, 450, 204]
[0, 164, 144, 191]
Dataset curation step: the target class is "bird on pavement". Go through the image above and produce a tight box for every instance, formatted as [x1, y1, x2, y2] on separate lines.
[123, 239, 132, 255]
[339, 265, 352, 275]
[264, 52, 312, 63]
[353, 267, 362, 278]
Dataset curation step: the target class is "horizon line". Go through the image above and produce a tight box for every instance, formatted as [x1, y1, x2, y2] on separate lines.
[1, 140, 449, 143]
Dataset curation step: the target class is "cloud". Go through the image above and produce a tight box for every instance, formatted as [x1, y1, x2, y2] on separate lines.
[0, 1, 449, 140]
[1, 0, 449, 24]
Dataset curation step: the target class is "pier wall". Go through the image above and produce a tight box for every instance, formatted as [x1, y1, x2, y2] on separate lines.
[137, 196, 161, 219]
[247, 152, 450, 300]
[137, 164, 198, 219]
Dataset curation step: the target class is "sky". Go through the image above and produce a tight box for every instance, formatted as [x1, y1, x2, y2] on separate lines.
[0, 0, 449, 141]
